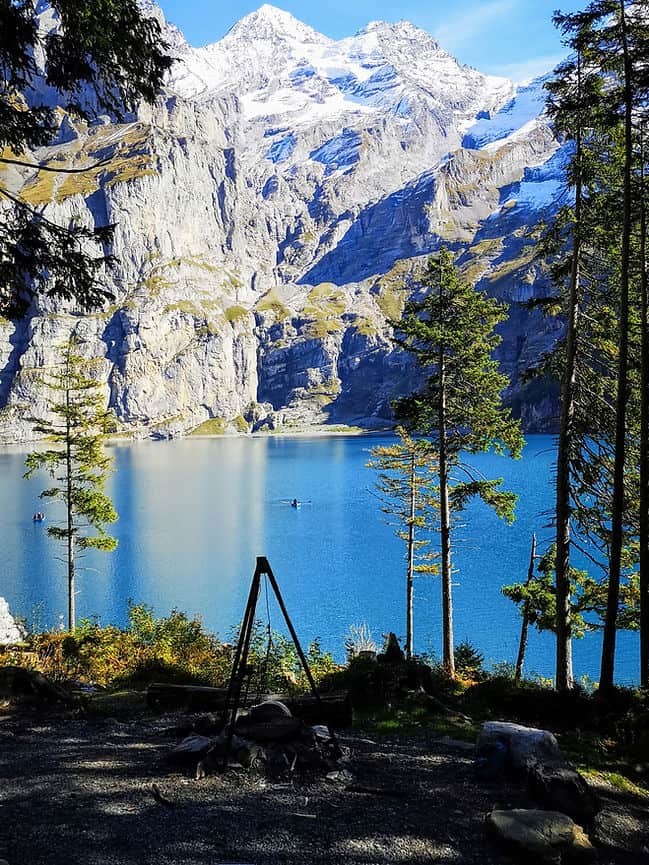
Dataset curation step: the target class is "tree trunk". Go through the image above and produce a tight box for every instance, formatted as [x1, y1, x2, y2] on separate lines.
[65, 372, 75, 632]
[438, 343, 454, 677]
[601, 0, 632, 692]
[640, 127, 649, 690]
[515, 533, 537, 685]
[406, 451, 416, 660]
[554, 54, 584, 693]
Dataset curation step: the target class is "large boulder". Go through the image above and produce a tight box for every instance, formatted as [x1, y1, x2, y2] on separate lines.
[0, 666, 74, 704]
[529, 760, 601, 823]
[487, 808, 597, 864]
[477, 720, 562, 771]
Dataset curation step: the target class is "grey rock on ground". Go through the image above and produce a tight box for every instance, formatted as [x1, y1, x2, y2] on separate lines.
[487, 808, 596, 864]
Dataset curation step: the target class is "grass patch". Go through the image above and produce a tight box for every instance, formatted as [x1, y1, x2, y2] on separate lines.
[580, 769, 649, 799]
[163, 300, 202, 316]
[256, 290, 291, 322]
[232, 415, 249, 433]
[486, 247, 536, 283]
[303, 319, 343, 339]
[353, 316, 378, 337]
[355, 706, 479, 741]
[374, 284, 406, 322]
[189, 417, 227, 436]
[225, 305, 249, 323]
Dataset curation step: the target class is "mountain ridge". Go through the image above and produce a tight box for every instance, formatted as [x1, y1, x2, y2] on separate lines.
[0, 2, 565, 441]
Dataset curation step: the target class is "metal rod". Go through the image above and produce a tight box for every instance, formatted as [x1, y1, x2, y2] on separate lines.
[260, 556, 343, 759]
[221, 562, 262, 768]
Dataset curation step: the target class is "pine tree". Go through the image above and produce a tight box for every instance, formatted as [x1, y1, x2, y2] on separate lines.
[639, 124, 649, 689]
[392, 248, 524, 676]
[24, 339, 118, 630]
[367, 427, 438, 659]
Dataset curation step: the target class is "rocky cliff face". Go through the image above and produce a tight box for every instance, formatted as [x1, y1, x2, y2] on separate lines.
[0, 3, 566, 441]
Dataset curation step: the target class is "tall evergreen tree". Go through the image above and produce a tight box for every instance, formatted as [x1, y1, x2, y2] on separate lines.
[367, 427, 438, 659]
[24, 339, 118, 630]
[541, 1, 649, 690]
[392, 248, 523, 676]
[639, 125, 649, 689]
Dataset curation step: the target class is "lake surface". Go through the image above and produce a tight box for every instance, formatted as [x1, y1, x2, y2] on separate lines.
[0, 434, 640, 685]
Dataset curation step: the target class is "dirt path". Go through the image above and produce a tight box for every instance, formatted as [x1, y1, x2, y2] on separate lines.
[0, 707, 646, 865]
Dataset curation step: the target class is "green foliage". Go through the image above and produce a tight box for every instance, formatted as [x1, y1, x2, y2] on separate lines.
[453, 640, 486, 681]
[16, 604, 230, 688]
[393, 248, 524, 463]
[24, 340, 118, 629]
[367, 427, 439, 656]
[392, 248, 524, 673]
[0, 0, 171, 316]
[231, 620, 337, 693]
[503, 544, 640, 639]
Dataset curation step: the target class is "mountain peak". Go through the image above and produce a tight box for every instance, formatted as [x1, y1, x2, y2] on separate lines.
[357, 18, 440, 48]
[225, 4, 328, 45]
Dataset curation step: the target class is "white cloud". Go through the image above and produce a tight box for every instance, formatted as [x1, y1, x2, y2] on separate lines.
[431, 0, 519, 53]
[486, 53, 565, 84]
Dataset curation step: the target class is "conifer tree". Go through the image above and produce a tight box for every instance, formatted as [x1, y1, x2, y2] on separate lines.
[24, 339, 118, 630]
[392, 248, 524, 676]
[541, 0, 649, 690]
[639, 126, 649, 689]
[367, 427, 438, 659]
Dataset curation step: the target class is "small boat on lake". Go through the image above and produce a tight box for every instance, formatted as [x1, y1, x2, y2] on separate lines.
[32, 512, 46, 522]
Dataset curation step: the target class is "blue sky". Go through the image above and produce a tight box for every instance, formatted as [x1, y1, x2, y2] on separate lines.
[157, 0, 585, 81]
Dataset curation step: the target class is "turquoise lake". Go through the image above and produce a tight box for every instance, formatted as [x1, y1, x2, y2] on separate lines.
[0, 433, 640, 685]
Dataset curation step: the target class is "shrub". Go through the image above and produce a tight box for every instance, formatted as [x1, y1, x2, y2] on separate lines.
[454, 640, 486, 681]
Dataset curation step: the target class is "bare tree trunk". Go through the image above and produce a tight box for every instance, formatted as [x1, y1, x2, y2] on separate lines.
[439, 343, 454, 677]
[515, 533, 537, 685]
[601, 0, 632, 692]
[406, 451, 416, 660]
[65, 368, 75, 632]
[640, 127, 649, 690]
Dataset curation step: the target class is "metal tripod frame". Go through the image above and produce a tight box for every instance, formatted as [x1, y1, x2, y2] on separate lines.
[220, 556, 342, 767]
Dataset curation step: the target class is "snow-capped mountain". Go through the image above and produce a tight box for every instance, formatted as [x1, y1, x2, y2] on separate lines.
[0, 4, 566, 440]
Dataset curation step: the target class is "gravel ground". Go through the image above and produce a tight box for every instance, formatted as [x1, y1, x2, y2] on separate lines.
[0, 705, 647, 865]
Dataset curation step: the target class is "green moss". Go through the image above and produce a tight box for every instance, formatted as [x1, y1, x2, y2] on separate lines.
[189, 417, 227, 436]
[225, 305, 249, 323]
[232, 415, 249, 433]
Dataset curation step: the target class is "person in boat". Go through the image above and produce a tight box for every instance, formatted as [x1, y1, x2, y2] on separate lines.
[291, 498, 299, 508]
